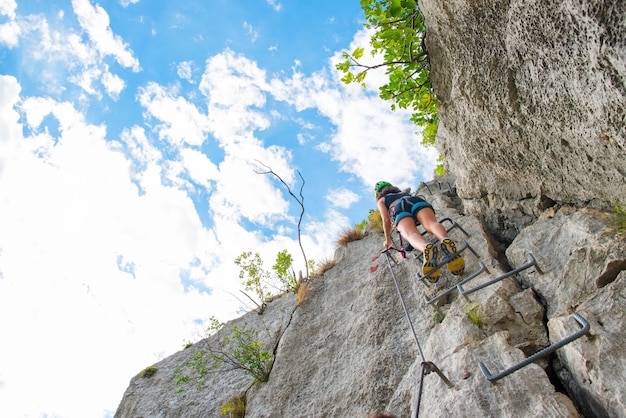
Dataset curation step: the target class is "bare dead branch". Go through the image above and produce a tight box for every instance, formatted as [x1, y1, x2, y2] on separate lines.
[254, 160, 309, 280]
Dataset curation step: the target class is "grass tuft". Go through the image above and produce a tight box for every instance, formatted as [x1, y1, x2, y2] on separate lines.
[465, 303, 482, 328]
[608, 202, 626, 234]
[296, 281, 309, 306]
[336, 227, 365, 246]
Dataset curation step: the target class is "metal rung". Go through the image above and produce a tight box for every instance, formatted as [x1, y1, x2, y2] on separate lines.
[458, 253, 540, 299]
[440, 217, 470, 237]
[418, 217, 470, 238]
[417, 240, 479, 283]
[478, 313, 590, 382]
[424, 262, 488, 316]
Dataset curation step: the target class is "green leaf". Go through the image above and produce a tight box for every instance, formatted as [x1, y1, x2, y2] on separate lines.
[352, 47, 365, 59]
[390, 0, 402, 17]
[341, 73, 355, 84]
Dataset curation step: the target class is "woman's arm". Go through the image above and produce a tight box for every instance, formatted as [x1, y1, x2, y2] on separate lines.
[377, 198, 393, 248]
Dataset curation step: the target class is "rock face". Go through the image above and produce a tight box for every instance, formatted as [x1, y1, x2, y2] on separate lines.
[421, 0, 626, 242]
[114, 184, 625, 417]
[507, 208, 626, 418]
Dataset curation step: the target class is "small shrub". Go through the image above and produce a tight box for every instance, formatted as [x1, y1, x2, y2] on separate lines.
[434, 311, 444, 324]
[273, 249, 298, 293]
[435, 155, 445, 177]
[355, 218, 368, 234]
[466, 303, 482, 328]
[220, 395, 246, 417]
[141, 366, 157, 378]
[337, 227, 365, 245]
[175, 321, 274, 391]
[368, 209, 383, 233]
[311, 257, 337, 279]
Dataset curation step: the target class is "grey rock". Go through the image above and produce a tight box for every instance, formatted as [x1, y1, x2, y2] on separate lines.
[551, 271, 626, 418]
[506, 207, 626, 318]
[420, 0, 626, 241]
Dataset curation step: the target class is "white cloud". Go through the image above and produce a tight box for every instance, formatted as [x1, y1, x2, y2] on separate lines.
[0, 77, 243, 417]
[101, 69, 125, 99]
[179, 147, 220, 189]
[120, 0, 140, 7]
[0, 75, 22, 148]
[1, 5, 134, 99]
[267, 0, 282, 12]
[177, 60, 194, 82]
[0, 19, 19, 47]
[0, 0, 16, 18]
[200, 48, 269, 111]
[266, 58, 438, 189]
[243, 21, 258, 42]
[71, 0, 141, 72]
[138, 82, 211, 146]
[327, 187, 360, 209]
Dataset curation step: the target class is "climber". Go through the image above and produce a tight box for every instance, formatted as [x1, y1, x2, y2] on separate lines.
[374, 181, 465, 278]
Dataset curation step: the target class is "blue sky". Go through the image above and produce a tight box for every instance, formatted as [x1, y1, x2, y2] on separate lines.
[0, 0, 438, 416]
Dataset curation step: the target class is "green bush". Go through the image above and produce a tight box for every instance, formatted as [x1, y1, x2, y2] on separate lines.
[220, 395, 246, 417]
[141, 366, 157, 378]
[174, 320, 273, 392]
[368, 209, 383, 233]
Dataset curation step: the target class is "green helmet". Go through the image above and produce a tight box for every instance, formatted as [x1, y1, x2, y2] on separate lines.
[374, 181, 392, 197]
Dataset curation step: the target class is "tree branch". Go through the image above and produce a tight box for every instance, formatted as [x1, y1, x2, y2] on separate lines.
[254, 160, 310, 280]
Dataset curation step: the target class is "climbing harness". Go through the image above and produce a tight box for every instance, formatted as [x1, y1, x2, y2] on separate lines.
[381, 246, 454, 418]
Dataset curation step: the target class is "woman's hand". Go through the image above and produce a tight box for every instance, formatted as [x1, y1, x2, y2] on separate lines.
[383, 239, 392, 248]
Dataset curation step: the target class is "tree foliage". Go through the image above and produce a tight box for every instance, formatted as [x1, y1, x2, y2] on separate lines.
[235, 251, 271, 309]
[174, 318, 274, 390]
[234, 249, 301, 314]
[272, 249, 298, 293]
[336, 0, 439, 149]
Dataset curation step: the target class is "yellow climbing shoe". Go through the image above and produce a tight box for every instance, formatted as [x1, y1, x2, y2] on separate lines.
[422, 243, 441, 282]
[441, 238, 465, 275]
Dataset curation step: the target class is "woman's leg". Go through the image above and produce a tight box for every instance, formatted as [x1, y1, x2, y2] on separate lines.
[396, 217, 428, 252]
[416, 208, 447, 239]
[397, 216, 440, 279]
[417, 207, 465, 275]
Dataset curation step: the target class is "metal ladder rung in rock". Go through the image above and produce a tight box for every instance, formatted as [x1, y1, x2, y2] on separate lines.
[423, 261, 489, 316]
[478, 312, 590, 382]
[416, 240, 480, 284]
[438, 182, 455, 193]
[458, 253, 542, 301]
[419, 182, 455, 194]
[418, 217, 471, 238]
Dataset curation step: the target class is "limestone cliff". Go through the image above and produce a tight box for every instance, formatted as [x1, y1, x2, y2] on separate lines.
[114, 2, 626, 417]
